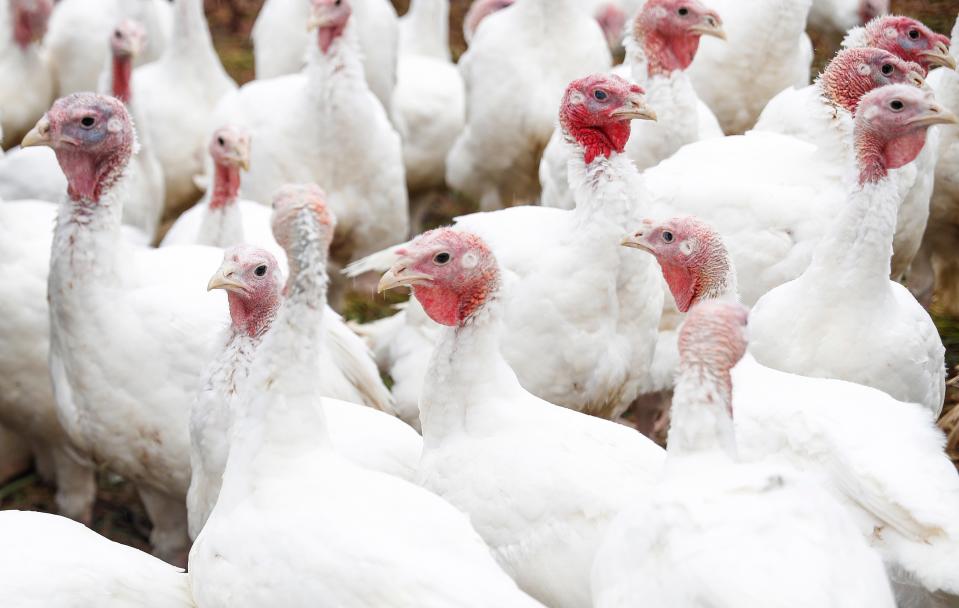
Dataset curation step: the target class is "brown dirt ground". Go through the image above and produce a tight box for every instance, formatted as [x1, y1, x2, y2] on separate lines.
[3, 0, 959, 554]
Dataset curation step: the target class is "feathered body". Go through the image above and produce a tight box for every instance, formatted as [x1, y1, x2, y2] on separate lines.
[0, 0, 53, 148]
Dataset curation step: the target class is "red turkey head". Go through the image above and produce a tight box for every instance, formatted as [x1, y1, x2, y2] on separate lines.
[860, 16, 955, 72]
[559, 74, 656, 164]
[855, 84, 958, 184]
[208, 126, 251, 209]
[819, 47, 925, 113]
[21, 93, 135, 203]
[622, 216, 733, 313]
[10, 0, 52, 48]
[271, 183, 336, 254]
[378, 228, 500, 328]
[208, 245, 283, 338]
[309, 0, 352, 53]
[110, 19, 147, 104]
[634, 0, 725, 75]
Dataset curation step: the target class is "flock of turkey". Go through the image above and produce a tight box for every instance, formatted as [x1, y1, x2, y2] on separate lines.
[2, 0, 959, 606]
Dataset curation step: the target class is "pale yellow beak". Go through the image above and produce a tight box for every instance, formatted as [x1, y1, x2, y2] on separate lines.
[377, 261, 433, 294]
[307, 11, 334, 31]
[233, 140, 251, 172]
[207, 261, 247, 294]
[922, 43, 957, 70]
[21, 116, 52, 148]
[908, 70, 927, 88]
[907, 102, 959, 127]
[620, 232, 653, 253]
[690, 14, 726, 41]
[611, 92, 657, 122]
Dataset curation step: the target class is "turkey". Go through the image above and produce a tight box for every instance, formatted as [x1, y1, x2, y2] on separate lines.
[0, 0, 54, 149]
[377, 228, 665, 608]
[754, 46, 929, 279]
[625, 214, 959, 608]
[30, 93, 235, 563]
[540, 0, 725, 210]
[348, 74, 664, 423]
[1, 18, 165, 240]
[189, 235, 417, 540]
[909, 15, 959, 314]
[133, 0, 236, 218]
[462, 0, 514, 45]
[748, 84, 950, 418]
[0, 199, 96, 524]
[189, 190, 545, 608]
[394, 0, 465, 194]
[446, 0, 611, 210]
[842, 14, 955, 73]
[684, 0, 813, 134]
[808, 0, 888, 34]
[45, 0, 171, 96]
[591, 301, 895, 608]
[212, 0, 407, 284]
[251, 0, 398, 114]
[0, 511, 195, 608]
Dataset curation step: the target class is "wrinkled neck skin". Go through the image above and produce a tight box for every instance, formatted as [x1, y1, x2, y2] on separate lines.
[227, 291, 278, 341]
[218, 215, 332, 503]
[419, 294, 519, 445]
[196, 162, 243, 247]
[664, 255, 738, 313]
[667, 364, 738, 461]
[111, 54, 134, 104]
[400, 0, 451, 61]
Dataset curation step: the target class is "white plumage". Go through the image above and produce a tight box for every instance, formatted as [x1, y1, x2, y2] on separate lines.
[251, 0, 398, 114]
[446, 0, 611, 209]
[0, 511, 195, 608]
[0, 0, 54, 148]
[807, 0, 887, 34]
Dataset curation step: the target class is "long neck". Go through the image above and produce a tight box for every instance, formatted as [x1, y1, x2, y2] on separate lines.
[306, 22, 366, 98]
[169, 0, 220, 65]
[111, 54, 134, 104]
[209, 162, 240, 210]
[419, 295, 519, 444]
[667, 364, 738, 459]
[400, 0, 450, 60]
[195, 162, 244, 247]
[565, 139, 643, 230]
[805, 178, 899, 293]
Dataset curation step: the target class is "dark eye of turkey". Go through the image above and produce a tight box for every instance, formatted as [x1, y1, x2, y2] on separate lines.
[434, 252, 451, 264]
[254, 265, 267, 277]
[80, 116, 96, 128]
[678, 7, 688, 15]
[217, 136, 225, 146]
[890, 100, 904, 111]
[909, 29, 920, 40]
[594, 90, 607, 101]
[881, 63, 893, 75]
[114, 31, 122, 39]
[662, 231, 674, 243]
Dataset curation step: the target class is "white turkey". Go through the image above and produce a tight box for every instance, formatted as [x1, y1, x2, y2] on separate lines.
[0, 0, 54, 148]
[252, 0, 398, 114]
[45, 0, 171, 96]
[748, 84, 950, 418]
[348, 74, 664, 423]
[446, 0, 611, 209]
[462, 0, 513, 45]
[0, 511, 195, 608]
[189, 190, 545, 608]
[808, 0, 888, 34]
[212, 0, 407, 279]
[394, 0, 465, 194]
[842, 14, 955, 73]
[684, 0, 813, 134]
[377, 228, 664, 608]
[189, 234, 418, 540]
[754, 46, 929, 279]
[625, 213, 959, 608]
[133, 0, 236, 218]
[540, 0, 725, 210]
[591, 301, 896, 608]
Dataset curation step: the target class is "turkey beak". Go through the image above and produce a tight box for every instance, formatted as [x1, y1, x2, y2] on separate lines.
[620, 229, 653, 253]
[908, 70, 927, 89]
[907, 102, 959, 127]
[21, 116, 52, 148]
[207, 262, 247, 294]
[690, 13, 725, 40]
[378, 261, 433, 293]
[233, 140, 251, 172]
[307, 7, 335, 31]
[612, 93, 657, 122]
[921, 42, 957, 70]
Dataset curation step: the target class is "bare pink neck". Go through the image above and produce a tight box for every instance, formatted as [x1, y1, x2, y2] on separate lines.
[12, 10, 32, 49]
[227, 291, 278, 338]
[210, 162, 241, 210]
[111, 55, 133, 104]
[641, 28, 699, 77]
[855, 128, 927, 186]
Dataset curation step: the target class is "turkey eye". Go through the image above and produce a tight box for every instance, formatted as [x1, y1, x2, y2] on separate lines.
[254, 265, 267, 277]
[881, 63, 893, 75]
[662, 231, 674, 243]
[114, 30, 122, 39]
[678, 7, 688, 15]
[433, 252, 451, 265]
[335, 0, 341, 4]
[594, 90, 607, 101]
[80, 116, 95, 128]
[217, 136, 225, 146]
[908, 29, 920, 40]
[890, 99, 904, 111]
